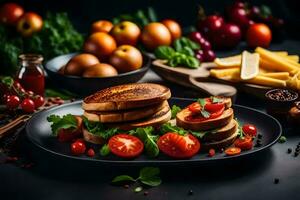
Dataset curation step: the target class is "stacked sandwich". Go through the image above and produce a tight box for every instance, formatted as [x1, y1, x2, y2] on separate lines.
[82, 83, 171, 143]
[176, 97, 238, 150]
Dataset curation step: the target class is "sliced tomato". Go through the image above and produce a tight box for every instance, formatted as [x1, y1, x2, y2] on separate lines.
[108, 134, 144, 158]
[186, 98, 225, 122]
[185, 105, 225, 122]
[204, 103, 224, 113]
[242, 124, 257, 137]
[157, 132, 200, 159]
[225, 147, 241, 156]
[234, 136, 253, 150]
[188, 102, 201, 113]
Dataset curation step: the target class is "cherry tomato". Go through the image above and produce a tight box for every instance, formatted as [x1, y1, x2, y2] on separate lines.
[208, 148, 215, 157]
[6, 95, 20, 109]
[225, 147, 241, 156]
[157, 132, 200, 159]
[242, 124, 257, 137]
[87, 148, 95, 157]
[33, 95, 45, 108]
[234, 136, 253, 150]
[71, 141, 86, 155]
[246, 23, 272, 48]
[21, 98, 35, 113]
[0, 3, 24, 26]
[108, 134, 144, 158]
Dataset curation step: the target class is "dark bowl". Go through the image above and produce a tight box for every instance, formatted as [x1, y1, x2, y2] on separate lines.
[45, 53, 150, 96]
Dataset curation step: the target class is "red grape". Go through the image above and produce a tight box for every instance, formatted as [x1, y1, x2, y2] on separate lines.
[203, 50, 216, 62]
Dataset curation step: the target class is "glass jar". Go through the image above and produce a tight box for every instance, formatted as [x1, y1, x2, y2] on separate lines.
[17, 54, 45, 96]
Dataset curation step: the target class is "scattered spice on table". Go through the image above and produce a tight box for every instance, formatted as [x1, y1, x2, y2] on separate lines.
[188, 189, 194, 195]
[294, 152, 299, 157]
[287, 148, 292, 154]
[274, 178, 279, 184]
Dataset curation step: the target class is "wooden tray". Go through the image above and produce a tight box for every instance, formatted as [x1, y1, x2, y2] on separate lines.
[152, 60, 271, 99]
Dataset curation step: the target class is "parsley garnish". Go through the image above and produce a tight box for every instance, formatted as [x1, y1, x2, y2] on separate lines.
[197, 98, 211, 118]
[211, 96, 223, 104]
[235, 118, 245, 139]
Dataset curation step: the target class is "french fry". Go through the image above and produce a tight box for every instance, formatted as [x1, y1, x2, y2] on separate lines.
[210, 68, 240, 78]
[272, 51, 288, 56]
[244, 75, 287, 87]
[283, 55, 299, 63]
[260, 72, 290, 80]
[255, 47, 299, 72]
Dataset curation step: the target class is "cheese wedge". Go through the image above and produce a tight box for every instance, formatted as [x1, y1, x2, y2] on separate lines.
[240, 51, 260, 80]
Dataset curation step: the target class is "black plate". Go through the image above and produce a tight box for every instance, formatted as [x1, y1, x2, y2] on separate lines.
[26, 98, 282, 166]
[45, 53, 150, 96]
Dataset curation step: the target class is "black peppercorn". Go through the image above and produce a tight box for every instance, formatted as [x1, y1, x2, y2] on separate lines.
[294, 152, 299, 157]
[188, 190, 193, 195]
[274, 178, 279, 184]
[258, 134, 263, 139]
[287, 148, 292, 154]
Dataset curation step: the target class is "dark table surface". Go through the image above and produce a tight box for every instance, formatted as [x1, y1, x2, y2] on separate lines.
[1, 40, 300, 200]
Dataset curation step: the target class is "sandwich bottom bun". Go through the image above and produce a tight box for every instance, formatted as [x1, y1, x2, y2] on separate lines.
[201, 128, 238, 151]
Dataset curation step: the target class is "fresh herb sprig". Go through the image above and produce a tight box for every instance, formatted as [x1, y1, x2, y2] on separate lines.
[100, 144, 110, 156]
[154, 37, 201, 69]
[197, 98, 210, 118]
[47, 114, 78, 135]
[159, 123, 215, 139]
[112, 167, 162, 189]
[129, 127, 159, 157]
[171, 105, 181, 119]
[82, 116, 119, 140]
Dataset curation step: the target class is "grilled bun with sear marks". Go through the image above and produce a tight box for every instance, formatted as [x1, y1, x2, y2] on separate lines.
[83, 100, 168, 123]
[106, 104, 171, 130]
[82, 83, 171, 111]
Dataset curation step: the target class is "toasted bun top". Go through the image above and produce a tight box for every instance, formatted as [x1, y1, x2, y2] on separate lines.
[82, 83, 171, 111]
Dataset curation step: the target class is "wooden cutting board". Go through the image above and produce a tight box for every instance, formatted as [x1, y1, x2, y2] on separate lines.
[152, 60, 237, 97]
[152, 60, 271, 99]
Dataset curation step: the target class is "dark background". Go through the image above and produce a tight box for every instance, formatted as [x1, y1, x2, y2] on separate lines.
[0, 0, 299, 39]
